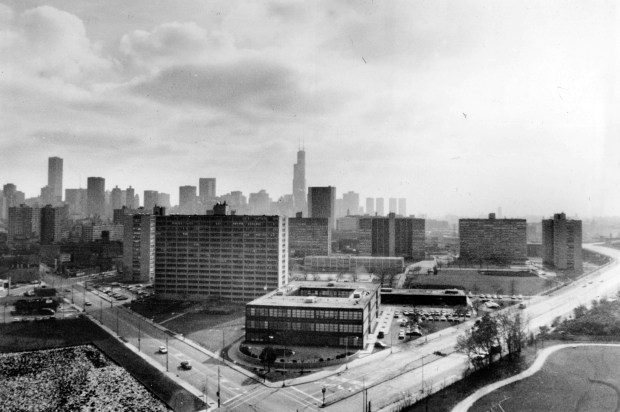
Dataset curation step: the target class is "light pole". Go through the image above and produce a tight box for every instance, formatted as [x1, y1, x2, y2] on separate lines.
[322, 387, 326, 407]
[99, 300, 102, 322]
[345, 337, 349, 370]
[166, 337, 169, 372]
[138, 318, 141, 352]
[116, 307, 119, 335]
[217, 366, 221, 409]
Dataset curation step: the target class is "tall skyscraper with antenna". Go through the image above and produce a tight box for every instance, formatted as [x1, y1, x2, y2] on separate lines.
[293, 146, 306, 215]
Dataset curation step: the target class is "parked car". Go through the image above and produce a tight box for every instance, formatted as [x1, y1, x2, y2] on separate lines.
[158, 346, 168, 354]
[84, 301, 92, 306]
[180, 360, 192, 370]
[374, 341, 388, 348]
[377, 331, 385, 339]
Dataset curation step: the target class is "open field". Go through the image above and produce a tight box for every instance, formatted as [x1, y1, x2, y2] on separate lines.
[408, 269, 551, 296]
[470, 345, 620, 412]
[0, 345, 170, 411]
[0, 318, 205, 412]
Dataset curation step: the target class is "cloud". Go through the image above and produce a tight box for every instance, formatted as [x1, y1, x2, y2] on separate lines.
[0, 5, 112, 81]
[119, 21, 235, 69]
[130, 59, 323, 120]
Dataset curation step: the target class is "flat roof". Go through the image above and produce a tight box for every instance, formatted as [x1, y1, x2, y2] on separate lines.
[248, 281, 380, 309]
[382, 288, 466, 297]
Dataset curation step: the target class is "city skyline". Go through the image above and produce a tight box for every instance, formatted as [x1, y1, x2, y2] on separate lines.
[1, 1, 619, 218]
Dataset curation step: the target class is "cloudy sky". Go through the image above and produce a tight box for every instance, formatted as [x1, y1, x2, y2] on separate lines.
[1, 0, 619, 218]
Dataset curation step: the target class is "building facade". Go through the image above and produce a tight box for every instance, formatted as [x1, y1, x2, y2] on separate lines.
[86, 177, 105, 218]
[376, 198, 385, 216]
[40, 204, 63, 244]
[154, 212, 288, 303]
[123, 212, 156, 282]
[459, 213, 527, 264]
[365, 198, 375, 215]
[48, 157, 63, 203]
[292, 149, 306, 215]
[288, 216, 331, 258]
[303, 255, 404, 274]
[8, 205, 41, 245]
[308, 186, 336, 228]
[245, 281, 380, 348]
[542, 212, 582, 272]
[358, 213, 425, 261]
[179, 185, 198, 214]
[143, 190, 159, 210]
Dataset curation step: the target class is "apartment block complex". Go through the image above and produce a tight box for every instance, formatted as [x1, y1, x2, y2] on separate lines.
[459, 213, 527, 264]
[288, 215, 331, 258]
[245, 281, 380, 348]
[542, 212, 582, 272]
[154, 211, 288, 303]
[358, 213, 425, 261]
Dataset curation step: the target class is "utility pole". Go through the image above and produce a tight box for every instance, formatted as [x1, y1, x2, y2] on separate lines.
[217, 366, 221, 409]
[166, 337, 169, 372]
[99, 300, 102, 322]
[71, 284, 74, 304]
[138, 318, 141, 352]
[116, 308, 119, 335]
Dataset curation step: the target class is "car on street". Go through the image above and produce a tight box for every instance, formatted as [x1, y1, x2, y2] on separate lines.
[377, 331, 385, 339]
[374, 341, 388, 348]
[158, 346, 168, 354]
[180, 360, 192, 370]
[84, 301, 92, 306]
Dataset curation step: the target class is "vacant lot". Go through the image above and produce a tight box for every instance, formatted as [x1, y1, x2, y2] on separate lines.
[0, 318, 205, 412]
[408, 269, 551, 296]
[470, 345, 620, 412]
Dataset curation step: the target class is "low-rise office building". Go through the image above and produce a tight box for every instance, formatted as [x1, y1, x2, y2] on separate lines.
[245, 281, 380, 348]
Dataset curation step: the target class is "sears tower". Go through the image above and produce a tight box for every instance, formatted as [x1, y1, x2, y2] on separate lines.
[293, 148, 306, 215]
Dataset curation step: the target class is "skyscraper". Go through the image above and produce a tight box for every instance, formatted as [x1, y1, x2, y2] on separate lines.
[8, 205, 41, 246]
[125, 186, 135, 209]
[389, 198, 397, 214]
[293, 149, 306, 214]
[48, 157, 63, 202]
[179, 185, 197, 214]
[143, 190, 159, 210]
[376, 198, 385, 216]
[86, 177, 105, 218]
[65, 188, 87, 217]
[157, 192, 171, 209]
[308, 186, 336, 228]
[358, 213, 425, 260]
[366, 197, 375, 215]
[41, 204, 63, 244]
[398, 198, 407, 216]
[199, 178, 216, 202]
[110, 186, 122, 211]
[342, 191, 360, 216]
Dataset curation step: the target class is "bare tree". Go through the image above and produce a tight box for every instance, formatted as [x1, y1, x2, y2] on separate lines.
[496, 311, 527, 360]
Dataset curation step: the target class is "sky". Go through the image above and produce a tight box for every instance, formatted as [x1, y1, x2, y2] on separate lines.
[1, 0, 619, 218]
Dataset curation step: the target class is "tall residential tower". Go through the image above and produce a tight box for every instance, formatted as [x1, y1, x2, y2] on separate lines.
[48, 157, 63, 203]
[293, 148, 306, 215]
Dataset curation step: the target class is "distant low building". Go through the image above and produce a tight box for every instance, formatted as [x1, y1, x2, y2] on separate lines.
[303, 255, 404, 274]
[288, 214, 331, 259]
[358, 213, 425, 261]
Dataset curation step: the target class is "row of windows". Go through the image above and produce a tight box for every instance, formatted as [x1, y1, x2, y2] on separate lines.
[247, 320, 363, 333]
[248, 307, 363, 320]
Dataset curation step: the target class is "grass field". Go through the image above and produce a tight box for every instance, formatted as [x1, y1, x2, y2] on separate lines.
[469, 345, 620, 412]
[408, 269, 552, 296]
[0, 318, 205, 412]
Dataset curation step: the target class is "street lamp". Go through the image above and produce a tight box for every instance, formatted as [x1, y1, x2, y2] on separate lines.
[322, 387, 326, 407]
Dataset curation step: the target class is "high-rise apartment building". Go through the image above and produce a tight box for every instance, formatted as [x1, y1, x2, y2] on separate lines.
[41, 204, 64, 244]
[86, 177, 105, 218]
[8, 205, 41, 245]
[3, 184, 17, 209]
[125, 186, 135, 209]
[308, 186, 336, 229]
[398, 198, 407, 216]
[48, 157, 63, 202]
[459, 213, 527, 264]
[376, 198, 385, 216]
[154, 208, 288, 303]
[343, 191, 360, 216]
[123, 211, 157, 283]
[179, 185, 198, 214]
[542, 212, 582, 272]
[293, 149, 306, 214]
[359, 213, 425, 261]
[143, 190, 159, 210]
[366, 198, 375, 216]
[288, 215, 331, 258]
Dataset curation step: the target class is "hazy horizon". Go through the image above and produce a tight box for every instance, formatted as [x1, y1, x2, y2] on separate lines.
[2, 1, 619, 218]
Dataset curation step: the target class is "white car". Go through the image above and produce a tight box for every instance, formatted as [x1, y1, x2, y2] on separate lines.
[158, 346, 168, 354]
